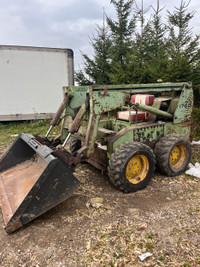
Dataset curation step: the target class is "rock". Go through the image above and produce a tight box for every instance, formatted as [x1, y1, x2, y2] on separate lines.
[90, 197, 104, 208]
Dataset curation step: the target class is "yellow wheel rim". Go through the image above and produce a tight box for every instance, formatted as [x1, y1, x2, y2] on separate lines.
[126, 155, 149, 184]
[169, 144, 187, 170]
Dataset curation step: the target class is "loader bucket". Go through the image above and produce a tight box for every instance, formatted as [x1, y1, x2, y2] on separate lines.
[0, 133, 80, 233]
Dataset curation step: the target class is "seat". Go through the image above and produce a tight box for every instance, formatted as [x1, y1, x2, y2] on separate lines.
[117, 94, 155, 121]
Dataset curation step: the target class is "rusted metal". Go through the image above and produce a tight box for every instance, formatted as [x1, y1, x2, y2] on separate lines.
[0, 133, 80, 233]
[132, 124, 165, 148]
[107, 122, 166, 153]
[0, 157, 47, 225]
[60, 82, 193, 162]
[135, 103, 173, 118]
[34, 135, 52, 146]
[35, 134, 62, 148]
[86, 147, 108, 174]
[50, 94, 70, 127]
[53, 147, 83, 167]
[68, 94, 89, 133]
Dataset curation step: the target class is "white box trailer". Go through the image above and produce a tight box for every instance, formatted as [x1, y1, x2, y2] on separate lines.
[0, 45, 74, 121]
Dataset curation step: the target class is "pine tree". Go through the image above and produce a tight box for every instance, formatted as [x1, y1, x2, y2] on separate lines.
[75, 69, 92, 86]
[128, 0, 152, 83]
[75, 15, 112, 85]
[165, 0, 199, 82]
[147, 0, 168, 82]
[107, 0, 136, 84]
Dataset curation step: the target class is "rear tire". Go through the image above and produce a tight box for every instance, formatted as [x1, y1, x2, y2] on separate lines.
[108, 142, 156, 193]
[69, 137, 81, 156]
[154, 134, 191, 176]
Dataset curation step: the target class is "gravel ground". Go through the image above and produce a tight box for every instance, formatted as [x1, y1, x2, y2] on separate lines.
[0, 143, 199, 266]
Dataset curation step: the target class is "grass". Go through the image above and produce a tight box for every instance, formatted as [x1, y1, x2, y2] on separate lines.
[0, 120, 60, 146]
[146, 242, 154, 250]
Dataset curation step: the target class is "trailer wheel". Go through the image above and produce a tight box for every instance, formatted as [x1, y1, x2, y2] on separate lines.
[154, 134, 191, 176]
[70, 137, 81, 156]
[108, 142, 156, 193]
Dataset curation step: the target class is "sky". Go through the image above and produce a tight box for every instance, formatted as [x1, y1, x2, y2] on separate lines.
[0, 0, 199, 70]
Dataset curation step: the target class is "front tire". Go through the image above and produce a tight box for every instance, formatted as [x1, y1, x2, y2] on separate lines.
[154, 134, 191, 176]
[108, 142, 156, 193]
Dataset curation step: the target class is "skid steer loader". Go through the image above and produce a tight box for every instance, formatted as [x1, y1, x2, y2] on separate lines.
[0, 82, 193, 233]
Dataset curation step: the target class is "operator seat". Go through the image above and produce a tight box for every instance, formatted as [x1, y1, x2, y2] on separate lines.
[117, 94, 155, 121]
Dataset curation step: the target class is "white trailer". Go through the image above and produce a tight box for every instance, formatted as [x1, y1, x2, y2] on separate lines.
[0, 45, 74, 121]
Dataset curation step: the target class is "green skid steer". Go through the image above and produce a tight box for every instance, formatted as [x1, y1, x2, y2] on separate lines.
[0, 82, 193, 233]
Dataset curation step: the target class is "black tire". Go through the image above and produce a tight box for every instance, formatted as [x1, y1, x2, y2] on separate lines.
[69, 137, 81, 156]
[154, 134, 191, 176]
[108, 142, 156, 193]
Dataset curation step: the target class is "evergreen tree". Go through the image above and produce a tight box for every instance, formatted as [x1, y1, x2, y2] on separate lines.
[75, 17, 112, 85]
[165, 0, 199, 82]
[147, 0, 168, 82]
[75, 69, 92, 86]
[107, 0, 136, 84]
[76, 0, 200, 100]
[128, 0, 152, 83]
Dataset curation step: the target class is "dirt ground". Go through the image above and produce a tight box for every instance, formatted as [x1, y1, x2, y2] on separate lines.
[0, 142, 199, 267]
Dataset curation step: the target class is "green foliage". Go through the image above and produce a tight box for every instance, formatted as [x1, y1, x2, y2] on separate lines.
[191, 52, 200, 103]
[192, 107, 200, 139]
[165, 0, 199, 84]
[107, 0, 136, 84]
[75, 69, 92, 86]
[144, 3, 168, 82]
[107, 0, 135, 62]
[165, 52, 192, 82]
[75, 24, 112, 85]
[129, 23, 154, 83]
[77, 0, 200, 103]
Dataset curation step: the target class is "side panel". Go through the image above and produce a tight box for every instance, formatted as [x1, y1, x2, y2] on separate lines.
[173, 85, 193, 123]
[107, 123, 165, 156]
[0, 46, 74, 121]
[108, 122, 192, 157]
[164, 122, 192, 140]
[92, 90, 130, 114]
